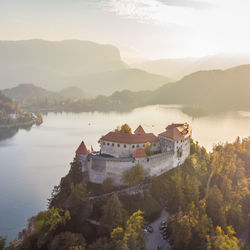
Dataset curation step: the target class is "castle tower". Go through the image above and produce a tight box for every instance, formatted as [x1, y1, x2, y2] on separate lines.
[76, 141, 89, 172]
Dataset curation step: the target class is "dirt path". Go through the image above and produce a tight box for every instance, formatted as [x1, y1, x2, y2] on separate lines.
[202, 171, 214, 200]
[146, 210, 171, 250]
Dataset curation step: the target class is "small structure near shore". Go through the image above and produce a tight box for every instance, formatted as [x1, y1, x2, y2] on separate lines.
[75, 123, 192, 186]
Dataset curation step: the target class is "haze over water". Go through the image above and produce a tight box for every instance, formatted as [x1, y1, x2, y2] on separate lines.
[1, 105, 250, 241]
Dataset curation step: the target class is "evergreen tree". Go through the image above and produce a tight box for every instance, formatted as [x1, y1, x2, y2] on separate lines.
[122, 164, 146, 187]
[100, 194, 127, 234]
[110, 210, 145, 250]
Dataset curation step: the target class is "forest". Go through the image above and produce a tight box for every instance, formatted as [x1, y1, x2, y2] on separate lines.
[1, 138, 249, 249]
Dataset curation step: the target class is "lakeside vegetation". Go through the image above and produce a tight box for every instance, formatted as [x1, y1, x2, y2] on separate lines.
[0, 91, 43, 128]
[0, 91, 43, 142]
[0, 138, 249, 249]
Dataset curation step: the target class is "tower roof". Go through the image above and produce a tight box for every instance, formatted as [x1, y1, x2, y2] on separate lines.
[101, 132, 158, 144]
[159, 123, 191, 141]
[134, 125, 146, 135]
[76, 141, 89, 155]
[132, 148, 147, 158]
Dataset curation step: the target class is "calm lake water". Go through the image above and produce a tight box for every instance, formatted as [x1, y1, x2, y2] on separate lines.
[1, 105, 250, 241]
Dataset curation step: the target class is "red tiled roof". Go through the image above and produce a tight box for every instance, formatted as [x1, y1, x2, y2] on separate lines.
[134, 125, 146, 135]
[101, 132, 158, 144]
[76, 141, 89, 154]
[132, 148, 147, 158]
[159, 123, 191, 141]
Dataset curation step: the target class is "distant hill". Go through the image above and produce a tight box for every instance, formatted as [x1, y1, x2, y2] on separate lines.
[2, 84, 86, 107]
[0, 39, 169, 94]
[3, 83, 55, 102]
[81, 68, 169, 95]
[151, 65, 250, 111]
[133, 53, 250, 80]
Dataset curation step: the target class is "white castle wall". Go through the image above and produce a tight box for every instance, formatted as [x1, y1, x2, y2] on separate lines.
[85, 150, 189, 186]
[80, 136, 191, 186]
[100, 140, 160, 158]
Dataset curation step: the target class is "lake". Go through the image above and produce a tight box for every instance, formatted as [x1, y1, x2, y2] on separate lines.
[1, 105, 250, 241]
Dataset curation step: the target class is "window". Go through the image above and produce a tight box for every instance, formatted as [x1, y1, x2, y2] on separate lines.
[137, 144, 139, 148]
[117, 144, 120, 147]
[132, 145, 135, 148]
[112, 143, 114, 147]
[124, 144, 127, 148]
[107, 143, 110, 146]
[103, 142, 106, 145]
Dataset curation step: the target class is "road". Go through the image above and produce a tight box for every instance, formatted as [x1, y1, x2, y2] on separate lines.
[146, 210, 171, 250]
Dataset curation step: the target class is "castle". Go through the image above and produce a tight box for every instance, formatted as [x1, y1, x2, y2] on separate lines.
[75, 123, 192, 186]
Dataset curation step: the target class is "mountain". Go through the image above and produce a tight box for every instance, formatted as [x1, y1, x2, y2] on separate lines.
[0, 39, 126, 89]
[80, 68, 169, 96]
[0, 39, 169, 94]
[152, 64, 250, 111]
[133, 53, 250, 80]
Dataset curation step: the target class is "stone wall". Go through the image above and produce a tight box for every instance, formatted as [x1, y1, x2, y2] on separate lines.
[100, 140, 160, 158]
[86, 151, 181, 186]
[82, 136, 191, 186]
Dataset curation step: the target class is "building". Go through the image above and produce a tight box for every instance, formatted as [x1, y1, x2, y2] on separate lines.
[76, 123, 192, 186]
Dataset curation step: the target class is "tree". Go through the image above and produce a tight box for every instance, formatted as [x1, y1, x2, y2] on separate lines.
[122, 164, 146, 187]
[144, 142, 151, 156]
[0, 236, 5, 250]
[69, 156, 84, 185]
[34, 207, 71, 248]
[48, 232, 86, 250]
[110, 210, 145, 250]
[102, 178, 115, 193]
[115, 124, 132, 134]
[100, 194, 127, 234]
[206, 185, 226, 228]
[207, 226, 240, 250]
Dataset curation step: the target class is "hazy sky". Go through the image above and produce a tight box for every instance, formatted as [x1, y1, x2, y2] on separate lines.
[1, 0, 250, 59]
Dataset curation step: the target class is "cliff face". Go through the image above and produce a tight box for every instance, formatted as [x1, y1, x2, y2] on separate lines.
[0, 39, 126, 90]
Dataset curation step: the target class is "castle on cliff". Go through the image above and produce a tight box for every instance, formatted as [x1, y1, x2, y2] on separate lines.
[75, 123, 192, 186]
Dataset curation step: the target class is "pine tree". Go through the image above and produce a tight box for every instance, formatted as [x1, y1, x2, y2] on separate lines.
[100, 194, 127, 234]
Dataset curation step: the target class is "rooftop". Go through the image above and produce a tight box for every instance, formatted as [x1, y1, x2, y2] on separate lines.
[134, 125, 146, 135]
[101, 131, 158, 144]
[132, 148, 147, 158]
[159, 123, 192, 141]
[76, 141, 90, 154]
